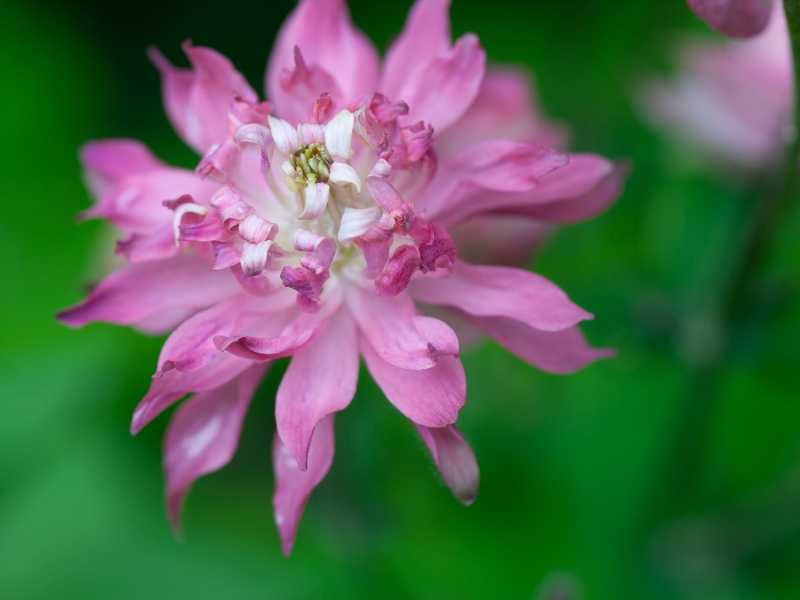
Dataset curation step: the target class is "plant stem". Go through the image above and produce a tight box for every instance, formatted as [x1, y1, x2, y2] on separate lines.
[640, 0, 800, 560]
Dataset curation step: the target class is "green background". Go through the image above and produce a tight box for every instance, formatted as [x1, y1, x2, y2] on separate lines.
[2, 1, 799, 598]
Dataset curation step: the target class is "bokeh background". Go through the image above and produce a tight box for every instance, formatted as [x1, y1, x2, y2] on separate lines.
[2, 1, 799, 598]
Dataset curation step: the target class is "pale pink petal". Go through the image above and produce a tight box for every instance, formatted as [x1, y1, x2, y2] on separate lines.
[338, 207, 381, 241]
[417, 141, 567, 219]
[361, 335, 465, 427]
[58, 255, 239, 329]
[346, 288, 459, 370]
[421, 152, 621, 227]
[324, 110, 355, 160]
[436, 68, 568, 159]
[508, 161, 626, 224]
[156, 291, 294, 375]
[474, 315, 615, 374]
[299, 183, 330, 220]
[81, 139, 163, 197]
[267, 0, 379, 119]
[131, 350, 254, 434]
[216, 294, 342, 361]
[164, 365, 266, 530]
[410, 261, 591, 332]
[381, 0, 452, 96]
[273, 414, 335, 555]
[393, 34, 486, 135]
[416, 425, 479, 505]
[268, 115, 299, 154]
[149, 43, 257, 154]
[328, 162, 361, 193]
[688, 0, 774, 38]
[276, 311, 358, 470]
[116, 224, 179, 263]
[276, 46, 343, 124]
[80, 141, 218, 234]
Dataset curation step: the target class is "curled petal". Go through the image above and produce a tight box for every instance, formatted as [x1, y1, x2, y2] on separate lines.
[361, 334, 465, 427]
[268, 115, 299, 154]
[416, 425, 479, 505]
[164, 365, 266, 531]
[172, 201, 208, 243]
[375, 245, 420, 296]
[273, 415, 335, 556]
[238, 214, 277, 244]
[328, 161, 362, 193]
[338, 207, 382, 241]
[240, 241, 273, 276]
[324, 110, 355, 160]
[300, 183, 330, 220]
[276, 311, 358, 470]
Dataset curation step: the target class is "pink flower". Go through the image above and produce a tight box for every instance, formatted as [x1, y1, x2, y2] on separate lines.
[59, 0, 622, 554]
[688, 0, 775, 38]
[643, 2, 792, 168]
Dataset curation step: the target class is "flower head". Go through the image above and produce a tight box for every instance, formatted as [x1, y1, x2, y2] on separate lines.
[643, 2, 792, 168]
[59, 0, 622, 554]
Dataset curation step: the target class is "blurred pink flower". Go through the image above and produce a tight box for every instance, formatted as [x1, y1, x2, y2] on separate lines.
[643, 2, 792, 168]
[688, 0, 774, 38]
[59, 0, 622, 554]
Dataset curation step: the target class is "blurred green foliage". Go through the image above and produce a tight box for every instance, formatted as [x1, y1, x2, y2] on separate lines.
[1, 1, 798, 598]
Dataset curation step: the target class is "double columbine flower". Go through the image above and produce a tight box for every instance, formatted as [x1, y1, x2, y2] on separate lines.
[688, 0, 775, 38]
[59, 0, 623, 554]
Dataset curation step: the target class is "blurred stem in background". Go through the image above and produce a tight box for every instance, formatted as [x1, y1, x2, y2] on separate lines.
[640, 0, 800, 578]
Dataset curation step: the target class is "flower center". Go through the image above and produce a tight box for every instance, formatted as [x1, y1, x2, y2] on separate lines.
[289, 143, 333, 186]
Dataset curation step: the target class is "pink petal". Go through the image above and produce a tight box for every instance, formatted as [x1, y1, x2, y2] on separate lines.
[216, 295, 341, 361]
[346, 288, 459, 370]
[276, 310, 358, 471]
[57, 255, 240, 329]
[381, 0, 452, 97]
[436, 68, 568, 159]
[276, 46, 343, 124]
[149, 42, 257, 154]
[157, 291, 295, 375]
[267, 0, 379, 120]
[474, 315, 615, 374]
[80, 141, 217, 234]
[507, 160, 627, 224]
[688, 0, 774, 38]
[416, 425, 479, 505]
[115, 224, 179, 263]
[361, 335, 465, 428]
[164, 364, 266, 531]
[392, 34, 486, 135]
[131, 350, 254, 434]
[418, 141, 568, 223]
[81, 139, 163, 197]
[273, 414, 335, 555]
[411, 260, 592, 332]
